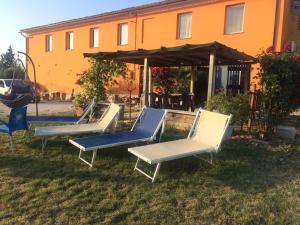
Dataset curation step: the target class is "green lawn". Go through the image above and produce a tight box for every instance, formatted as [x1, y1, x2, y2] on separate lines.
[0, 126, 299, 224]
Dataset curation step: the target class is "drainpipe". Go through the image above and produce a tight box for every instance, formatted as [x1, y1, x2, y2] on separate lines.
[272, 0, 280, 50]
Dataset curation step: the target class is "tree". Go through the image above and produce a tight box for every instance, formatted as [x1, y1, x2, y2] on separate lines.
[257, 43, 300, 135]
[0, 46, 25, 79]
[73, 59, 127, 108]
[0, 46, 15, 69]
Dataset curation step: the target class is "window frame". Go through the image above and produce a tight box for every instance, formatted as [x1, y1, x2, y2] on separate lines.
[90, 28, 100, 48]
[118, 23, 129, 46]
[224, 4, 245, 35]
[177, 12, 192, 39]
[45, 34, 53, 52]
[66, 31, 74, 50]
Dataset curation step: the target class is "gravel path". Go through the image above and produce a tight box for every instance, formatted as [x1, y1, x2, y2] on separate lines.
[0, 102, 74, 117]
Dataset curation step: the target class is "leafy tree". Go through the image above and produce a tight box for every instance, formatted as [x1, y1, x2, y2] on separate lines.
[73, 59, 127, 108]
[0, 46, 15, 69]
[0, 46, 25, 79]
[257, 43, 300, 135]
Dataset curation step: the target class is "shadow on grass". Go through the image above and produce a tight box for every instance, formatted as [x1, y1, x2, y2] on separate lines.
[2, 129, 300, 194]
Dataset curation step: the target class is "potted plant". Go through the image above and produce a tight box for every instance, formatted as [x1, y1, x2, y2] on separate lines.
[42, 89, 50, 101]
[72, 92, 88, 116]
[61, 92, 67, 101]
[206, 92, 250, 139]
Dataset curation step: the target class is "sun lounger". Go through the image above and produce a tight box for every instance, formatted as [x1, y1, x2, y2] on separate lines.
[128, 109, 232, 182]
[35, 103, 120, 152]
[27, 97, 96, 124]
[69, 107, 167, 167]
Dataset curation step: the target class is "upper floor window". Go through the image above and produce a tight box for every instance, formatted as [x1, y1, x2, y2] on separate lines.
[177, 12, 192, 39]
[225, 4, 245, 34]
[118, 23, 128, 45]
[45, 35, 52, 52]
[90, 28, 100, 48]
[66, 31, 74, 50]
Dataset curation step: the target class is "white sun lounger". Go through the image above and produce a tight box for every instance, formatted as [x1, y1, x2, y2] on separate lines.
[128, 109, 232, 182]
[35, 103, 120, 152]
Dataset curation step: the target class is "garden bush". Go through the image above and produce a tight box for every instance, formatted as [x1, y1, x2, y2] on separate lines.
[206, 92, 250, 126]
[257, 44, 300, 134]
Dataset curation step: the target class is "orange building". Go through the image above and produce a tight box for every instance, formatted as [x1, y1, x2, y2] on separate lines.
[21, 0, 300, 99]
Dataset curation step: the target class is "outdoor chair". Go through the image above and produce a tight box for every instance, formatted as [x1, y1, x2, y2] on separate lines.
[69, 107, 167, 167]
[27, 97, 96, 125]
[128, 109, 232, 182]
[34, 103, 120, 152]
[0, 107, 29, 151]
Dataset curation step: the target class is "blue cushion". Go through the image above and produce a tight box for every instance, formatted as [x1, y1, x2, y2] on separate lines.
[70, 107, 165, 151]
[27, 116, 80, 124]
[134, 107, 165, 137]
[71, 131, 150, 150]
[0, 124, 9, 133]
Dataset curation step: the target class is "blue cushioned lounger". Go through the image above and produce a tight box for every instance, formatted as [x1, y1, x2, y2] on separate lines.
[69, 107, 167, 167]
[27, 98, 96, 125]
[28, 116, 80, 124]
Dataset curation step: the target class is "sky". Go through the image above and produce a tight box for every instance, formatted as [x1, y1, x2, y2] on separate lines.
[0, 0, 158, 55]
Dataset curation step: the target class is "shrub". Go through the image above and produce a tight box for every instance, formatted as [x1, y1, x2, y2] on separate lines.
[75, 59, 127, 104]
[206, 92, 250, 125]
[257, 46, 300, 134]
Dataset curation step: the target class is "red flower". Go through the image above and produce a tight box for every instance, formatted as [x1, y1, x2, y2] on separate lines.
[265, 46, 274, 54]
[296, 54, 300, 60]
[283, 43, 291, 53]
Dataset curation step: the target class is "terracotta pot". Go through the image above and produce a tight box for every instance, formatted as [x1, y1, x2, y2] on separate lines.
[75, 107, 84, 116]
[61, 93, 66, 101]
[43, 93, 49, 101]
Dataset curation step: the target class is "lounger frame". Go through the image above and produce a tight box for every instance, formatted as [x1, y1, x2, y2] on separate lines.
[133, 109, 232, 182]
[70, 106, 167, 167]
[39, 103, 120, 153]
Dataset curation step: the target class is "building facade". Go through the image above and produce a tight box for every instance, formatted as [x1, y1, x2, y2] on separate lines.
[21, 0, 300, 98]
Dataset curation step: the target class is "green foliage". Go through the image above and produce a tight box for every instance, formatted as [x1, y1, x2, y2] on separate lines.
[0, 46, 15, 69]
[257, 48, 300, 133]
[152, 67, 190, 94]
[206, 92, 250, 124]
[0, 46, 25, 79]
[74, 59, 127, 105]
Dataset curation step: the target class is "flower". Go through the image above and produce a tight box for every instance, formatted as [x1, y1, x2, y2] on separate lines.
[283, 43, 291, 53]
[296, 54, 300, 60]
[265, 46, 274, 54]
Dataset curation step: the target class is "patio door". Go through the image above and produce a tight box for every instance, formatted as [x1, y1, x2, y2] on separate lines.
[194, 67, 208, 107]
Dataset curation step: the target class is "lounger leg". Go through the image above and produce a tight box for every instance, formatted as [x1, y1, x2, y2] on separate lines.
[152, 163, 161, 182]
[42, 138, 48, 153]
[9, 135, 14, 151]
[193, 152, 214, 165]
[134, 158, 162, 182]
[79, 149, 97, 167]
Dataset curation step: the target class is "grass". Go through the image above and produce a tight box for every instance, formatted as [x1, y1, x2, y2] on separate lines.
[0, 124, 299, 224]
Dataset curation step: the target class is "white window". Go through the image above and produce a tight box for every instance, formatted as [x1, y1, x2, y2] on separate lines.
[118, 23, 128, 45]
[177, 13, 192, 39]
[66, 32, 74, 50]
[46, 35, 52, 52]
[90, 28, 100, 48]
[225, 4, 245, 34]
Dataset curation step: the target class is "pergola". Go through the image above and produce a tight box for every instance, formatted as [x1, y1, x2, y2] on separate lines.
[84, 41, 256, 106]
